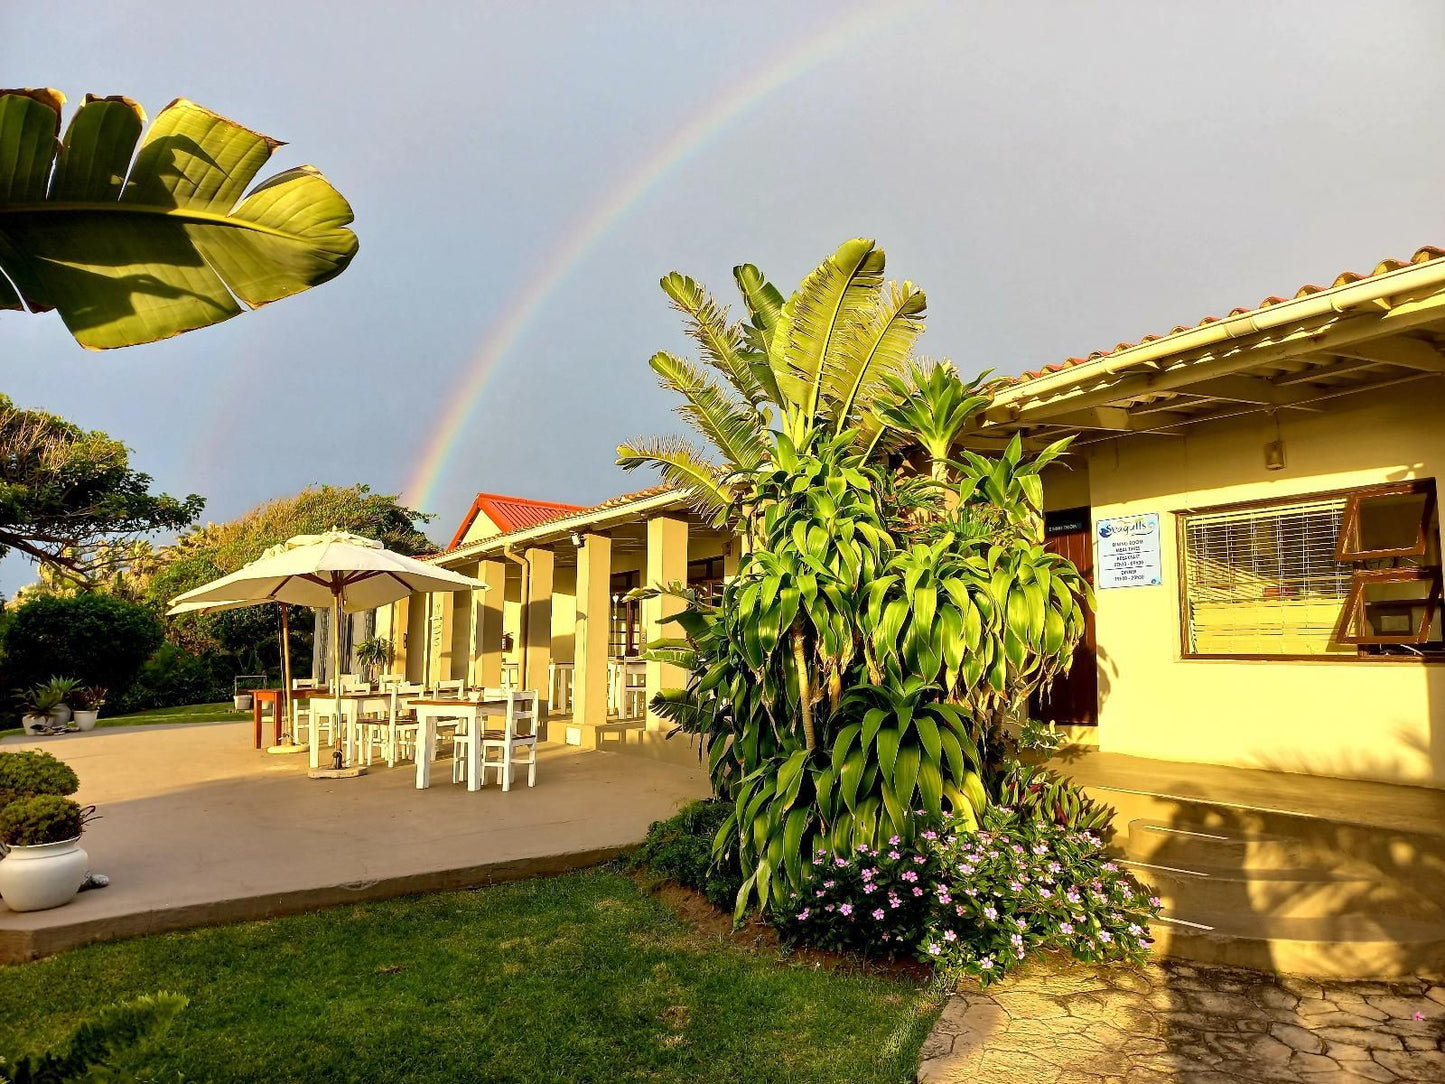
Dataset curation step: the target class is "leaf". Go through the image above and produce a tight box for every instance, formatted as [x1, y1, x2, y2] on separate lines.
[892, 742, 920, 808]
[0, 91, 357, 349]
[616, 437, 729, 518]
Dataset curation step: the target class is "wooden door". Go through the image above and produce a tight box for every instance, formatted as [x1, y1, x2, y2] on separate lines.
[1032, 507, 1098, 726]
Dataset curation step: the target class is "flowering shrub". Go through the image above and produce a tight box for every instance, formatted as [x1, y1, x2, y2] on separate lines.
[920, 806, 1160, 986]
[773, 805, 1160, 986]
[773, 838, 940, 954]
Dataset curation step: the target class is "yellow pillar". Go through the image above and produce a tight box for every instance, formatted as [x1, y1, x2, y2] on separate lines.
[646, 516, 689, 730]
[389, 596, 410, 678]
[573, 532, 612, 728]
[429, 592, 456, 685]
[525, 547, 555, 718]
[475, 559, 506, 687]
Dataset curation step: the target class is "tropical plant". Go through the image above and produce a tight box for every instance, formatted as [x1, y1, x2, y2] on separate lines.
[0, 89, 357, 350]
[17, 685, 63, 721]
[0, 794, 85, 846]
[623, 239, 1092, 922]
[1, 594, 163, 703]
[0, 992, 187, 1083]
[42, 676, 82, 704]
[0, 394, 203, 585]
[354, 636, 394, 683]
[71, 686, 107, 713]
[0, 749, 79, 809]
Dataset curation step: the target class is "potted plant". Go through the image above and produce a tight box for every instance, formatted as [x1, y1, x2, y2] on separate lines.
[70, 686, 107, 731]
[43, 677, 82, 726]
[354, 637, 395, 685]
[19, 685, 65, 735]
[0, 750, 89, 912]
[0, 795, 91, 911]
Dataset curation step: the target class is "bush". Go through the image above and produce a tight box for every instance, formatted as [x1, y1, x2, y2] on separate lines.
[630, 799, 743, 910]
[0, 749, 79, 809]
[775, 805, 1161, 986]
[0, 794, 85, 846]
[1, 593, 162, 706]
[996, 764, 1115, 833]
[107, 643, 229, 715]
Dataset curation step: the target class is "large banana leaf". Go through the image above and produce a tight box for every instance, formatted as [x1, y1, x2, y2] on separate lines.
[0, 89, 357, 349]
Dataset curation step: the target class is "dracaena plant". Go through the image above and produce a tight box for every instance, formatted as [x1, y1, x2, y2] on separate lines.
[628, 239, 1091, 921]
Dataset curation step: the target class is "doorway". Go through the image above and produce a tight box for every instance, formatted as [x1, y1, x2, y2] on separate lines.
[1031, 506, 1098, 726]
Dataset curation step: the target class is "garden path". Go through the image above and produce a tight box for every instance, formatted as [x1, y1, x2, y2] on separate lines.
[918, 955, 1445, 1083]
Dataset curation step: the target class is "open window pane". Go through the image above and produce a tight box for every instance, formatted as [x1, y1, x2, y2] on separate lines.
[1335, 482, 1436, 561]
[1331, 568, 1444, 646]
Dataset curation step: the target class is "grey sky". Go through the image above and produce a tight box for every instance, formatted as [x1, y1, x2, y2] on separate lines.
[3, 1, 1444, 595]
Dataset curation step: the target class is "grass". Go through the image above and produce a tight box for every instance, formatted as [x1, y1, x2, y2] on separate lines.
[99, 701, 248, 728]
[0, 869, 941, 1084]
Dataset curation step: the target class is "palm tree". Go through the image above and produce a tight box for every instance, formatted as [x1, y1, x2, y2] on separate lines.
[617, 238, 928, 516]
[0, 89, 357, 349]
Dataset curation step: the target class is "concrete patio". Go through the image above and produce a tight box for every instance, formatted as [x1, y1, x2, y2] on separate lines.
[0, 719, 710, 962]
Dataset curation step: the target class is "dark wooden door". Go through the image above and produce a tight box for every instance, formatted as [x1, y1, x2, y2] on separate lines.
[1031, 507, 1098, 726]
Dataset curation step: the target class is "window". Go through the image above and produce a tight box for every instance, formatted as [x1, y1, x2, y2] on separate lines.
[1180, 480, 1443, 658]
[688, 556, 726, 601]
[609, 571, 641, 658]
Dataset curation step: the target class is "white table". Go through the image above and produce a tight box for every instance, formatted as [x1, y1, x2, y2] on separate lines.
[307, 691, 395, 769]
[408, 695, 521, 791]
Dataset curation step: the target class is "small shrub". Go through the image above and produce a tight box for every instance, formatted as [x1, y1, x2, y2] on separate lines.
[919, 805, 1160, 986]
[0, 794, 85, 846]
[773, 837, 939, 955]
[108, 643, 228, 715]
[630, 799, 742, 910]
[997, 764, 1115, 833]
[0, 749, 79, 809]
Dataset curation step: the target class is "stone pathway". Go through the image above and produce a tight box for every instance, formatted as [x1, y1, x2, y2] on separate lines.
[917, 955, 1445, 1083]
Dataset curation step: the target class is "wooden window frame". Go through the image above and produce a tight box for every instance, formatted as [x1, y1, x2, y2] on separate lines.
[1333, 480, 1437, 562]
[1330, 567, 1444, 646]
[1177, 478, 1445, 663]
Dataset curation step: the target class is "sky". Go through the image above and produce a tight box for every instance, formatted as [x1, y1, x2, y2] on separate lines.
[4, 1, 1445, 595]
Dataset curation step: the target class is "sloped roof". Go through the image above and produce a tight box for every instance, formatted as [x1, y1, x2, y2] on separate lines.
[445, 491, 586, 551]
[1006, 245, 1445, 387]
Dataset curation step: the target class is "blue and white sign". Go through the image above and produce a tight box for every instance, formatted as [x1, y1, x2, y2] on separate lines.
[1096, 513, 1162, 589]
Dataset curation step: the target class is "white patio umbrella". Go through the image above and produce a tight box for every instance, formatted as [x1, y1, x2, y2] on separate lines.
[168, 530, 485, 768]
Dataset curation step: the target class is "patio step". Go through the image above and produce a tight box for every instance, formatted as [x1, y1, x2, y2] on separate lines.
[560, 718, 646, 751]
[1150, 912, 1445, 980]
[1124, 821, 1304, 869]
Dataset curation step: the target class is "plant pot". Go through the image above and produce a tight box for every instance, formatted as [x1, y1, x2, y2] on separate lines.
[0, 837, 88, 912]
[20, 713, 55, 735]
[234, 694, 253, 711]
[73, 710, 100, 731]
[52, 705, 72, 725]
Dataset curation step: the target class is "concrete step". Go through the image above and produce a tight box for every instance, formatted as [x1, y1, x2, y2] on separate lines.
[1124, 820, 1304, 870]
[1125, 859, 1440, 921]
[1150, 912, 1445, 980]
[559, 719, 645, 751]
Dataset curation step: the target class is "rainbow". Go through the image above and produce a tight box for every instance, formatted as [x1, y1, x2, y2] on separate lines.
[404, 2, 919, 511]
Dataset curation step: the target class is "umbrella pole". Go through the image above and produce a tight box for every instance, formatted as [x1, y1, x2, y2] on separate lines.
[334, 587, 345, 766]
[278, 603, 292, 740]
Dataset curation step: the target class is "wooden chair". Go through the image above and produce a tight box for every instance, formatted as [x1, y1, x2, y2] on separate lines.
[479, 690, 540, 792]
[451, 687, 511, 786]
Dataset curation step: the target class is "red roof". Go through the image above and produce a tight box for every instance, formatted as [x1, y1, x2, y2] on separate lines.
[1007, 245, 1445, 385]
[446, 491, 587, 551]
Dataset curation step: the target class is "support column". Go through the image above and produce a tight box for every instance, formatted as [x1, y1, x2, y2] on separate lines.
[524, 547, 555, 721]
[573, 533, 612, 728]
[429, 591, 456, 685]
[475, 559, 506, 687]
[646, 516, 689, 730]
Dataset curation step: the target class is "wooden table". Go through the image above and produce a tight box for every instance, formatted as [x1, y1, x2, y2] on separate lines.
[251, 688, 287, 749]
[408, 695, 520, 792]
[306, 690, 395, 769]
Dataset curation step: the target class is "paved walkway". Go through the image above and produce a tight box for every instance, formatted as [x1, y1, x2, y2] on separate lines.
[918, 955, 1445, 1083]
[1, 720, 709, 961]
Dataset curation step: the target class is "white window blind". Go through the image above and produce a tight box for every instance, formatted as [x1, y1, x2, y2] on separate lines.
[1182, 497, 1355, 655]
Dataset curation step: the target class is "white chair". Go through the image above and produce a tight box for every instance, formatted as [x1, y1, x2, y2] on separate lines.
[385, 682, 427, 764]
[289, 679, 331, 747]
[466, 690, 540, 792]
[548, 662, 574, 716]
[452, 687, 509, 785]
[500, 661, 520, 688]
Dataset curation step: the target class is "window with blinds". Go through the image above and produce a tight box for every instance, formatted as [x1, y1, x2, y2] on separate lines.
[1181, 497, 1356, 656]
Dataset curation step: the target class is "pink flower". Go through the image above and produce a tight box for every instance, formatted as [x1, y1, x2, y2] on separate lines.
[823, 880, 835, 889]
[834, 857, 848, 868]
[922, 830, 938, 840]
[797, 908, 810, 921]
[840, 903, 853, 917]
[862, 868, 878, 880]
[1059, 921, 1074, 935]
[872, 908, 885, 920]
[938, 892, 952, 904]
[888, 850, 902, 860]
[943, 929, 957, 942]
[912, 886, 924, 896]
[862, 882, 877, 894]
[983, 905, 998, 920]
[901, 870, 918, 883]
[928, 942, 942, 956]
[889, 835, 902, 845]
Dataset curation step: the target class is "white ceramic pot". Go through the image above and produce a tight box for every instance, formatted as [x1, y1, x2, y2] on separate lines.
[73, 710, 100, 731]
[0, 837, 88, 911]
[234, 694, 253, 711]
[20, 713, 54, 735]
[52, 705, 72, 725]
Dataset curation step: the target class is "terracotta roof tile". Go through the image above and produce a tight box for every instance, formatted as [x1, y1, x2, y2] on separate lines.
[445, 491, 586, 551]
[1004, 245, 1445, 389]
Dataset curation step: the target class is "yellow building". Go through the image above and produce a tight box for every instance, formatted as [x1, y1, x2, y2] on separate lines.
[388, 243, 1445, 790]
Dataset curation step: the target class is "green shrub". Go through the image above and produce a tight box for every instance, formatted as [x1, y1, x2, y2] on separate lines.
[0, 750, 79, 809]
[631, 799, 742, 910]
[997, 764, 1115, 833]
[0, 991, 187, 1083]
[0, 795, 84, 846]
[1, 594, 162, 705]
[108, 643, 228, 715]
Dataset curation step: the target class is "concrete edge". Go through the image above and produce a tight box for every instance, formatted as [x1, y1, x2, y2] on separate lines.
[0, 844, 628, 964]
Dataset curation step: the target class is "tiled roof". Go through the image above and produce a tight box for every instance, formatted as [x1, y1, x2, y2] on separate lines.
[445, 491, 587, 551]
[439, 483, 681, 559]
[1007, 245, 1445, 385]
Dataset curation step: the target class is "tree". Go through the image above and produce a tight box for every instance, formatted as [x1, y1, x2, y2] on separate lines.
[0, 394, 203, 586]
[622, 239, 1091, 919]
[0, 88, 357, 350]
[0, 592, 163, 698]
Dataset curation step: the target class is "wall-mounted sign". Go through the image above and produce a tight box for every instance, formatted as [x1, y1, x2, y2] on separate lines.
[1096, 513, 1162, 589]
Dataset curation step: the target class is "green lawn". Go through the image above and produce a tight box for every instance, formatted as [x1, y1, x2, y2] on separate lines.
[0, 869, 940, 1084]
[99, 701, 248, 728]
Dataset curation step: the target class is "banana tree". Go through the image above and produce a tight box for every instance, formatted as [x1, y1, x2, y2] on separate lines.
[0, 89, 357, 349]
